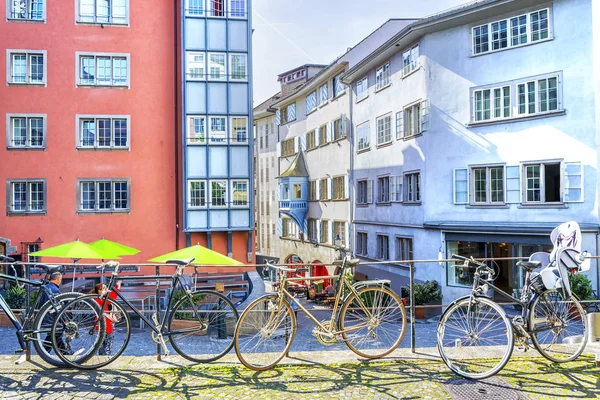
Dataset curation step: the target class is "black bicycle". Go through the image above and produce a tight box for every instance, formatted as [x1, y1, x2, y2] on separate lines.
[0, 255, 85, 366]
[51, 259, 239, 369]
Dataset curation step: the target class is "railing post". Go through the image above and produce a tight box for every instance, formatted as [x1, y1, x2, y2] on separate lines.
[25, 264, 31, 361]
[410, 261, 415, 354]
[155, 265, 161, 361]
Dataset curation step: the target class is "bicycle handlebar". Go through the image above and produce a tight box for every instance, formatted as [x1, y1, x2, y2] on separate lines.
[97, 260, 120, 275]
[265, 262, 305, 273]
[452, 254, 495, 277]
[0, 255, 15, 263]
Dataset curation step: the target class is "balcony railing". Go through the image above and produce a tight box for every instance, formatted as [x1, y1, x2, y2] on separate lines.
[279, 200, 307, 210]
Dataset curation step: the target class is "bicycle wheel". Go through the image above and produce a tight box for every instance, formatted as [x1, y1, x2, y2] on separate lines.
[32, 292, 82, 367]
[437, 296, 514, 380]
[234, 294, 296, 370]
[530, 289, 587, 362]
[338, 285, 406, 358]
[52, 295, 131, 370]
[168, 290, 238, 363]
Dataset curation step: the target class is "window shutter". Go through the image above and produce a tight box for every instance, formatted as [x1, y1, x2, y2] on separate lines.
[276, 142, 281, 157]
[289, 104, 296, 121]
[328, 220, 333, 244]
[421, 99, 430, 132]
[326, 121, 333, 143]
[315, 179, 320, 200]
[367, 180, 373, 203]
[563, 162, 584, 203]
[277, 217, 283, 236]
[294, 136, 299, 153]
[316, 219, 321, 242]
[453, 168, 468, 204]
[345, 222, 350, 249]
[396, 111, 403, 140]
[397, 176, 403, 202]
[327, 177, 332, 200]
[390, 176, 396, 202]
[505, 165, 521, 204]
[315, 126, 320, 146]
[344, 175, 349, 199]
[340, 114, 344, 137]
[275, 109, 281, 126]
[300, 133, 306, 151]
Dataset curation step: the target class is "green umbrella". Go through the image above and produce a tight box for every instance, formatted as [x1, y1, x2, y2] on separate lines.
[29, 239, 121, 290]
[89, 238, 140, 256]
[148, 244, 243, 266]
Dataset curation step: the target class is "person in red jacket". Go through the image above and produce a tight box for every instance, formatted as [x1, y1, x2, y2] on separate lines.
[90, 280, 122, 356]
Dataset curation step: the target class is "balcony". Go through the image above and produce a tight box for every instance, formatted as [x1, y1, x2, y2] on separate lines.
[279, 200, 308, 210]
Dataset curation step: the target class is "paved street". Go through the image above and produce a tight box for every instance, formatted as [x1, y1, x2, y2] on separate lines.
[0, 348, 598, 399]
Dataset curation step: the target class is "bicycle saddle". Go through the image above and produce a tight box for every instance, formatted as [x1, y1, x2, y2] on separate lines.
[35, 264, 65, 275]
[166, 258, 194, 266]
[516, 261, 541, 271]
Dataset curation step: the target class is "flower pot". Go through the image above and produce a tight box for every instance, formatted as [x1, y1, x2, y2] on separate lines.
[170, 318, 208, 336]
[414, 307, 426, 319]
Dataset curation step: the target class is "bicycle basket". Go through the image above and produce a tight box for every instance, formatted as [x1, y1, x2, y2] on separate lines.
[529, 272, 546, 294]
[106, 311, 122, 323]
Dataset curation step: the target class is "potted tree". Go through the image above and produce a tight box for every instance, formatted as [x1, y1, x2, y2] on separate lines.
[403, 280, 443, 319]
[0, 284, 26, 326]
[569, 273, 594, 314]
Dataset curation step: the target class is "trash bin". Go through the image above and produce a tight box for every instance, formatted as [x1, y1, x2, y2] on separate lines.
[587, 312, 600, 343]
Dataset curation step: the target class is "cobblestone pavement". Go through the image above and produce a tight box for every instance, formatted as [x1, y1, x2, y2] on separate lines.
[0, 349, 598, 399]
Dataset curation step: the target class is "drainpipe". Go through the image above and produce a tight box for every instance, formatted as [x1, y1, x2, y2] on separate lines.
[174, 0, 180, 249]
[348, 80, 355, 257]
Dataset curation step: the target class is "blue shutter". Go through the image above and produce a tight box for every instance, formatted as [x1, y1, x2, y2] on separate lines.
[275, 109, 281, 126]
[300, 133, 307, 151]
[340, 114, 345, 138]
[453, 168, 468, 204]
[288, 104, 296, 121]
[277, 218, 283, 236]
[315, 126, 321, 146]
[564, 162, 583, 203]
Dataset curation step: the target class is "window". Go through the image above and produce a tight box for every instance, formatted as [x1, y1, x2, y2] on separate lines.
[209, 116, 226, 143]
[285, 103, 296, 123]
[187, 116, 206, 144]
[77, 53, 128, 87]
[281, 138, 295, 157]
[210, 0, 224, 16]
[265, 124, 269, 148]
[472, 166, 504, 204]
[319, 123, 328, 146]
[357, 180, 372, 204]
[404, 172, 421, 203]
[7, 51, 45, 85]
[375, 63, 390, 90]
[308, 180, 317, 201]
[293, 183, 302, 199]
[77, 0, 128, 24]
[356, 77, 368, 102]
[186, 52, 205, 80]
[77, 116, 129, 149]
[307, 130, 317, 150]
[376, 114, 392, 145]
[230, 117, 247, 144]
[333, 117, 345, 140]
[517, 76, 558, 115]
[77, 179, 129, 212]
[332, 176, 346, 200]
[232, 180, 248, 206]
[188, 180, 207, 208]
[474, 87, 510, 121]
[320, 220, 329, 244]
[402, 44, 419, 76]
[473, 8, 551, 55]
[8, 0, 44, 20]
[319, 84, 328, 105]
[404, 103, 422, 137]
[306, 91, 317, 114]
[377, 176, 389, 203]
[307, 219, 318, 242]
[229, 0, 245, 18]
[357, 122, 369, 151]
[208, 53, 226, 81]
[333, 73, 345, 97]
[523, 162, 561, 203]
[376, 235, 389, 260]
[210, 180, 227, 207]
[356, 232, 368, 256]
[396, 237, 413, 265]
[230, 54, 247, 81]
[6, 115, 45, 149]
[333, 221, 346, 246]
[6, 179, 46, 215]
[27, 243, 40, 263]
[390, 176, 403, 202]
[319, 178, 329, 201]
[186, 0, 204, 16]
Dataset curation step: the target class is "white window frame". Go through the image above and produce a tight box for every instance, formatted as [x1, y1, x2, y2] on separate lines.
[188, 179, 207, 208]
[472, 8, 552, 56]
[209, 0, 225, 17]
[208, 116, 227, 144]
[186, 52, 205, 80]
[6, 179, 46, 215]
[319, 178, 329, 201]
[404, 172, 421, 203]
[517, 75, 560, 116]
[377, 176, 390, 203]
[376, 234, 389, 260]
[307, 219, 318, 242]
[231, 179, 249, 207]
[395, 236, 413, 266]
[229, 0, 246, 18]
[356, 122, 369, 151]
[403, 102, 421, 138]
[76, 52, 130, 88]
[76, 115, 130, 149]
[376, 113, 392, 146]
[6, 114, 46, 149]
[229, 53, 248, 81]
[207, 52, 226, 81]
[470, 165, 505, 205]
[320, 219, 330, 244]
[333, 72, 345, 97]
[6, 50, 46, 85]
[76, 178, 130, 213]
[356, 180, 368, 204]
[230, 116, 248, 144]
[187, 115, 206, 144]
[356, 76, 368, 102]
[7, 0, 45, 21]
[333, 221, 346, 246]
[375, 63, 390, 91]
[209, 179, 228, 208]
[76, 0, 129, 25]
[402, 44, 419, 76]
[186, 0, 204, 16]
[522, 160, 563, 204]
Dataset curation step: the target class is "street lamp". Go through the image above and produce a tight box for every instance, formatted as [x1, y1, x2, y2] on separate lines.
[334, 235, 342, 248]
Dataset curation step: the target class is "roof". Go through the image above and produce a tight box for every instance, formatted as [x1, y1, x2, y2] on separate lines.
[253, 92, 281, 119]
[280, 152, 309, 178]
[277, 64, 328, 79]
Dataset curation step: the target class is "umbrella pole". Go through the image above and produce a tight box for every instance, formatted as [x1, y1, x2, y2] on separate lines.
[71, 259, 79, 292]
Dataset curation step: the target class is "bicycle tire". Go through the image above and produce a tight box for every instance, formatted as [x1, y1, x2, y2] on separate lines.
[52, 295, 131, 370]
[31, 292, 83, 367]
[339, 285, 406, 358]
[168, 290, 238, 363]
[234, 294, 296, 370]
[529, 289, 587, 363]
[437, 296, 514, 380]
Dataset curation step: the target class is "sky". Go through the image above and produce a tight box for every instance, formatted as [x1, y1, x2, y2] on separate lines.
[251, 0, 469, 105]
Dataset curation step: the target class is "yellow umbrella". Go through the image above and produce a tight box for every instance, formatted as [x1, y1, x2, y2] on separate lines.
[149, 244, 243, 266]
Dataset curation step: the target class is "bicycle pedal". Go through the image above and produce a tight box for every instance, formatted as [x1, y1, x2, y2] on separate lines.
[14, 349, 26, 354]
[515, 346, 528, 352]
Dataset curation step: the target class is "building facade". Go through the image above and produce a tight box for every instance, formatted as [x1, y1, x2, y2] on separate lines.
[344, 0, 599, 298]
[0, 0, 176, 263]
